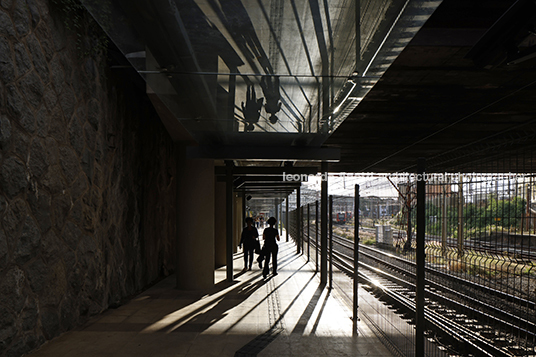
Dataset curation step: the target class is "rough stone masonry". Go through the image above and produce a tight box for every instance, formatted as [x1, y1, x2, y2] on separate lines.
[0, 1, 177, 355]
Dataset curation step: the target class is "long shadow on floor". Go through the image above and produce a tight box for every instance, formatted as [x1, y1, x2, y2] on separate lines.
[153, 244, 305, 335]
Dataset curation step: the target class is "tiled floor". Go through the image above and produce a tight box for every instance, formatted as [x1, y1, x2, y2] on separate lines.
[27, 241, 393, 357]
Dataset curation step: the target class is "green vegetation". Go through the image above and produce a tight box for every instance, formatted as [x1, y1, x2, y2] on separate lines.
[361, 238, 376, 245]
[465, 197, 525, 229]
[400, 196, 526, 237]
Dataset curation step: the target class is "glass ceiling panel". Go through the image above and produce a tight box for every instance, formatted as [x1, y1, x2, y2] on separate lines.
[80, 0, 441, 147]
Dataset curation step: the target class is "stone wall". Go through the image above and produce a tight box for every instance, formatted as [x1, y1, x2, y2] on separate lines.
[0, 1, 176, 355]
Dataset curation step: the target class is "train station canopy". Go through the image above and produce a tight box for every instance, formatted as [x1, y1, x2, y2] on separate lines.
[81, 0, 536, 174]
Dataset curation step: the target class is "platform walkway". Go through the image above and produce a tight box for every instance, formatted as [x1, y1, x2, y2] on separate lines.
[27, 241, 393, 356]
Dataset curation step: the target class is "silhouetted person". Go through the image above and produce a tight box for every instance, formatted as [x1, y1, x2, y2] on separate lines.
[241, 85, 263, 131]
[260, 76, 281, 124]
[240, 217, 259, 271]
[262, 216, 280, 278]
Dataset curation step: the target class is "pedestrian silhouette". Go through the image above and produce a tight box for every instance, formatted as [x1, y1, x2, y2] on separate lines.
[260, 76, 281, 124]
[262, 216, 280, 278]
[241, 85, 263, 131]
[240, 217, 259, 271]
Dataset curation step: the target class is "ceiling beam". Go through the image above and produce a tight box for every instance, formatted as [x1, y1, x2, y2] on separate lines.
[189, 146, 340, 162]
[241, 175, 308, 182]
[239, 189, 297, 195]
[217, 175, 309, 182]
[215, 166, 319, 176]
[239, 184, 300, 189]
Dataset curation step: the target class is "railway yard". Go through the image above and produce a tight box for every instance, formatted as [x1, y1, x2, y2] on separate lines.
[295, 221, 536, 357]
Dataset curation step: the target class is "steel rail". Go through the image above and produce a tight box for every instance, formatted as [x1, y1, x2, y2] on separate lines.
[328, 246, 511, 357]
[329, 244, 514, 357]
[333, 234, 536, 334]
[306, 230, 536, 356]
[336, 229, 536, 309]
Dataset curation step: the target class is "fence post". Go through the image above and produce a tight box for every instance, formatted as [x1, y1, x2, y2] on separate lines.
[458, 175, 464, 258]
[279, 196, 283, 236]
[416, 158, 426, 356]
[321, 162, 328, 284]
[442, 184, 447, 256]
[301, 205, 304, 254]
[353, 185, 360, 335]
[307, 204, 310, 262]
[286, 195, 289, 242]
[297, 187, 301, 254]
[316, 200, 319, 273]
[329, 195, 333, 290]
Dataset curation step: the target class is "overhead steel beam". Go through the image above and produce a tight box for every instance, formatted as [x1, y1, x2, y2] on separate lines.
[241, 187, 298, 191]
[241, 189, 300, 194]
[215, 166, 319, 176]
[217, 175, 309, 182]
[239, 186, 300, 191]
[241, 192, 297, 197]
[236, 189, 295, 194]
[189, 146, 340, 162]
[240, 182, 302, 188]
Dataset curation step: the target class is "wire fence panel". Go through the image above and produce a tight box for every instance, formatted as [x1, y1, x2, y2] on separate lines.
[284, 157, 536, 356]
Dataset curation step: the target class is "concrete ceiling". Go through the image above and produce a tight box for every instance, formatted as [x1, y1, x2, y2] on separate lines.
[325, 0, 536, 173]
[82, 0, 536, 211]
[82, 0, 440, 151]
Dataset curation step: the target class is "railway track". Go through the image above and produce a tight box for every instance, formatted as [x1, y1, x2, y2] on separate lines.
[303, 228, 536, 356]
[357, 226, 536, 262]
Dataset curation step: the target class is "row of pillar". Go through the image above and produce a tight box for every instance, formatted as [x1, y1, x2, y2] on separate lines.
[175, 151, 426, 354]
[175, 155, 307, 288]
[174, 155, 349, 305]
[285, 175, 360, 333]
[279, 162, 331, 285]
[174, 154, 336, 293]
[174, 156, 248, 290]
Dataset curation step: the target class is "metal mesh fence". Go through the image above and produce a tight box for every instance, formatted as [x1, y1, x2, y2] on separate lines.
[283, 153, 536, 356]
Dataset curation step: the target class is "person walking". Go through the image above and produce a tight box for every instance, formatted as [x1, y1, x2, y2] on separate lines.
[240, 217, 259, 271]
[262, 217, 280, 278]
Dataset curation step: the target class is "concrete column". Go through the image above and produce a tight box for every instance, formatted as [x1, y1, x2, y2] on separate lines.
[242, 192, 246, 230]
[235, 195, 243, 249]
[275, 199, 278, 223]
[214, 182, 226, 268]
[225, 161, 233, 281]
[176, 157, 215, 290]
